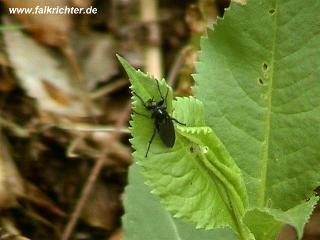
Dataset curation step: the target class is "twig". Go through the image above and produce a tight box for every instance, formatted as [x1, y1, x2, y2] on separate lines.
[59, 125, 130, 134]
[167, 46, 193, 87]
[139, 0, 162, 79]
[0, 116, 29, 137]
[66, 137, 85, 158]
[60, 44, 98, 121]
[90, 78, 129, 100]
[60, 102, 131, 240]
[60, 45, 83, 87]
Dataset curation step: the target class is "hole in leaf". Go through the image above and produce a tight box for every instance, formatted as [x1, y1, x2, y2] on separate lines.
[258, 78, 264, 85]
[190, 146, 195, 153]
[262, 63, 268, 71]
[190, 145, 200, 154]
[269, 9, 275, 15]
[202, 146, 209, 154]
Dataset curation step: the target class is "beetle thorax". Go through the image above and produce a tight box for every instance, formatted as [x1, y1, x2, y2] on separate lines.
[146, 100, 167, 119]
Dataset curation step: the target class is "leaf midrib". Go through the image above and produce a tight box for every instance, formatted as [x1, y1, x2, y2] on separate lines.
[258, 0, 278, 207]
[167, 214, 183, 240]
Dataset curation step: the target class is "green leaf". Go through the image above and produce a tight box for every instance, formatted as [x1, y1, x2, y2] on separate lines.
[195, 0, 320, 211]
[243, 210, 282, 240]
[122, 163, 238, 240]
[243, 196, 319, 240]
[142, 97, 250, 234]
[118, 55, 251, 238]
[117, 55, 174, 156]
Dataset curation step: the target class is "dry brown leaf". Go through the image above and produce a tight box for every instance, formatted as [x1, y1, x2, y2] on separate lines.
[81, 182, 121, 230]
[0, 136, 25, 209]
[0, 52, 16, 92]
[71, 0, 92, 8]
[1, 0, 72, 47]
[304, 206, 320, 237]
[186, 5, 207, 34]
[23, 182, 65, 217]
[108, 228, 123, 240]
[42, 79, 72, 105]
[0, 218, 31, 240]
[0, 75, 16, 92]
[0, 52, 10, 66]
[277, 225, 297, 240]
[74, 33, 118, 89]
[3, 18, 87, 116]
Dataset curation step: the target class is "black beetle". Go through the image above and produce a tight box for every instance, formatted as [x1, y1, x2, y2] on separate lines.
[133, 80, 185, 157]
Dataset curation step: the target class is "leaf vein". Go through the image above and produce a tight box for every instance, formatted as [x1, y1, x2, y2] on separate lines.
[259, 0, 278, 207]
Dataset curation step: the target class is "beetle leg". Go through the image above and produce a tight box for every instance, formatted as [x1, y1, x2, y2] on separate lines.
[156, 80, 168, 105]
[133, 110, 150, 118]
[156, 80, 170, 108]
[133, 92, 148, 109]
[145, 126, 157, 157]
[171, 117, 186, 126]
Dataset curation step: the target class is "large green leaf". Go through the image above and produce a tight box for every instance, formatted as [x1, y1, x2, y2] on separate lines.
[195, 0, 320, 210]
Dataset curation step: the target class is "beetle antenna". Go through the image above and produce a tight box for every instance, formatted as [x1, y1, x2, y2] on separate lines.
[156, 80, 165, 102]
[164, 88, 169, 103]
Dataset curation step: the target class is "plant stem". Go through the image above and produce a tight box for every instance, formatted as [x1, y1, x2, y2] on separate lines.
[139, 0, 162, 79]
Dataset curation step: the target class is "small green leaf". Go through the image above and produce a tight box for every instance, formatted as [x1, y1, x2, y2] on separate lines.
[140, 97, 250, 233]
[243, 210, 282, 240]
[117, 55, 175, 159]
[243, 196, 319, 240]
